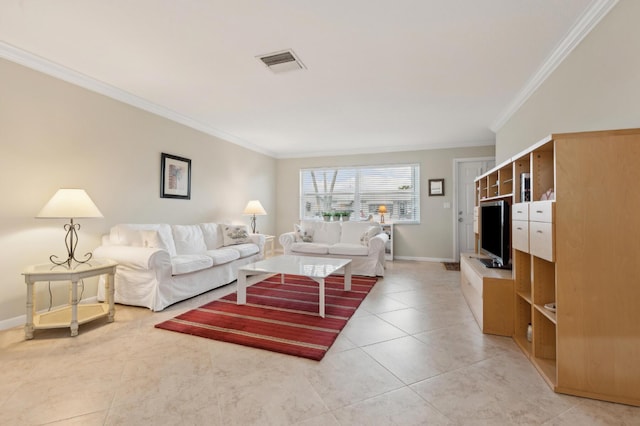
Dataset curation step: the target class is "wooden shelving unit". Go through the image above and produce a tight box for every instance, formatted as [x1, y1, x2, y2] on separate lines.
[471, 128, 640, 407]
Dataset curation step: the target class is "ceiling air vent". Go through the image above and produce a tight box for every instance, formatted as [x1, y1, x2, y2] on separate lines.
[257, 49, 306, 74]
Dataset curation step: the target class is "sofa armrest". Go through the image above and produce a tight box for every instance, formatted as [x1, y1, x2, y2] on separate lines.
[93, 245, 171, 271]
[279, 232, 296, 248]
[249, 234, 266, 257]
[368, 232, 388, 255]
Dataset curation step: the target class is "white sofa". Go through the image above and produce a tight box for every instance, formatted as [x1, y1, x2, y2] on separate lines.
[93, 223, 265, 311]
[279, 220, 388, 276]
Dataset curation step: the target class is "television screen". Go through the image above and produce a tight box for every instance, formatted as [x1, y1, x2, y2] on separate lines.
[480, 200, 510, 268]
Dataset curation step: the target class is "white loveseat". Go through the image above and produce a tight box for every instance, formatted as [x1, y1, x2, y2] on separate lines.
[93, 223, 265, 311]
[279, 220, 388, 276]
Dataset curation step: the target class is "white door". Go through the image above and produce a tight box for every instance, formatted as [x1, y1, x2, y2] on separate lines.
[455, 159, 494, 261]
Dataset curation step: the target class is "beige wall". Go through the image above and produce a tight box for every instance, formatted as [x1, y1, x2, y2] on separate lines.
[496, 0, 640, 162]
[0, 58, 276, 324]
[276, 146, 495, 261]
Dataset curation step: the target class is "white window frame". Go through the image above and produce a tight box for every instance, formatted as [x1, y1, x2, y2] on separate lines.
[299, 164, 420, 224]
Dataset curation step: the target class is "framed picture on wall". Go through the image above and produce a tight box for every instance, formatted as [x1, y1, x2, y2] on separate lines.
[160, 153, 191, 199]
[428, 178, 444, 196]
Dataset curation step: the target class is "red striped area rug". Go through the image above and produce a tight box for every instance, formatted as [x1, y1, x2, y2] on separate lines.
[155, 274, 378, 360]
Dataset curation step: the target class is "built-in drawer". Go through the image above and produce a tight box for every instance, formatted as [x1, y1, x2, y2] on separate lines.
[529, 200, 554, 223]
[460, 258, 483, 327]
[530, 221, 555, 261]
[512, 220, 529, 252]
[512, 203, 529, 221]
[461, 257, 483, 295]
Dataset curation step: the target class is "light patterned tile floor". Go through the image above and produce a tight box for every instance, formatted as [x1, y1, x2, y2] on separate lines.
[1, 260, 638, 425]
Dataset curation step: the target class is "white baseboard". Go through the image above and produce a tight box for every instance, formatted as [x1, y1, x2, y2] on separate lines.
[394, 256, 456, 263]
[0, 315, 25, 331]
[0, 296, 99, 331]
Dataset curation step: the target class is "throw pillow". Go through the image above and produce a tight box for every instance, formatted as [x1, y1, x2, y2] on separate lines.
[139, 230, 170, 251]
[222, 225, 251, 246]
[360, 225, 381, 246]
[294, 224, 314, 243]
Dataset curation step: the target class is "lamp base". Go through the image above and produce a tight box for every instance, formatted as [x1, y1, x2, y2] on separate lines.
[49, 219, 93, 268]
[250, 215, 257, 234]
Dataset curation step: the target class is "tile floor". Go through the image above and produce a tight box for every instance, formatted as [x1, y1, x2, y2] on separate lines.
[1, 261, 638, 425]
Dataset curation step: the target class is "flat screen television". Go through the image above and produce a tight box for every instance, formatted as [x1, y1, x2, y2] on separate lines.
[479, 200, 511, 269]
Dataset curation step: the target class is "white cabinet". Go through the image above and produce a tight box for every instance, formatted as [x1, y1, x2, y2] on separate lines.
[381, 223, 393, 260]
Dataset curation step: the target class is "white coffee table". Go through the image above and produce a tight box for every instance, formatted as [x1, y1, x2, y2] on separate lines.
[237, 255, 352, 318]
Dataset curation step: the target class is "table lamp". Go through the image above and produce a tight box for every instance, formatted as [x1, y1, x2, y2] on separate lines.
[378, 205, 387, 224]
[37, 188, 104, 268]
[243, 200, 267, 233]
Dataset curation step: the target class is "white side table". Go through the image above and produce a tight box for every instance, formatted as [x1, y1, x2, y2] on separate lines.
[264, 235, 276, 258]
[22, 259, 117, 339]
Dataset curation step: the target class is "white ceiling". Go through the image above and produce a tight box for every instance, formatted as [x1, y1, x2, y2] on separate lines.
[0, 0, 613, 158]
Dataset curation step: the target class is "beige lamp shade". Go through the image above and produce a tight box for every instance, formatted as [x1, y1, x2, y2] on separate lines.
[243, 200, 267, 216]
[37, 189, 104, 219]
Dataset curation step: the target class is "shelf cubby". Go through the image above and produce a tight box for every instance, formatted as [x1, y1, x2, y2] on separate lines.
[531, 142, 554, 201]
[498, 164, 513, 196]
[532, 256, 555, 313]
[488, 173, 498, 198]
[533, 309, 557, 386]
[513, 154, 531, 203]
[514, 296, 532, 356]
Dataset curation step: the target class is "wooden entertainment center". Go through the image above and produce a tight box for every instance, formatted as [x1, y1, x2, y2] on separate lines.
[462, 128, 640, 407]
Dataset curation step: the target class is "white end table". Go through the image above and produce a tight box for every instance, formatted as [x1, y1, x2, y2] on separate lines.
[263, 235, 276, 258]
[22, 260, 117, 339]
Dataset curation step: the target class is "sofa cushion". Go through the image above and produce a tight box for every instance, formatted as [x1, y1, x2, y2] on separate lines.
[341, 221, 381, 244]
[300, 221, 341, 244]
[291, 242, 330, 255]
[110, 224, 177, 257]
[294, 223, 314, 242]
[172, 225, 208, 255]
[171, 254, 213, 275]
[199, 223, 223, 250]
[205, 248, 240, 265]
[328, 243, 369, 256]
[230, 243, 260, 258]
[222, 225, 251, 246]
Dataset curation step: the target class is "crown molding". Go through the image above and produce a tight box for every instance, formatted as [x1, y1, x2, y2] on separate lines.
[0, 41, 276, 158]
[276, 138, 495, 159]
[490, 0, 619, 133]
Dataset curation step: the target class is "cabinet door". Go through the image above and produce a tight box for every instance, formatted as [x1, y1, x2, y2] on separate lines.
[512, 220, 529, 252]
[512, 203, 529, 221]
[530, 222, 554, 261]
[529, 201, 554, 222]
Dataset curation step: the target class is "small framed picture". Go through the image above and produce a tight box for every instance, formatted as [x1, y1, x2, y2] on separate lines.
[429, 178, 444, 196]
[160, 153, 191, 199]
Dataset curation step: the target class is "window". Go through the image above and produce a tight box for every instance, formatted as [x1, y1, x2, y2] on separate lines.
[300, 164, 420, 223]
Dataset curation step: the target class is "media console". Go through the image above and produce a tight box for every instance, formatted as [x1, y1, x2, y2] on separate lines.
[460, 253, 513, 337]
